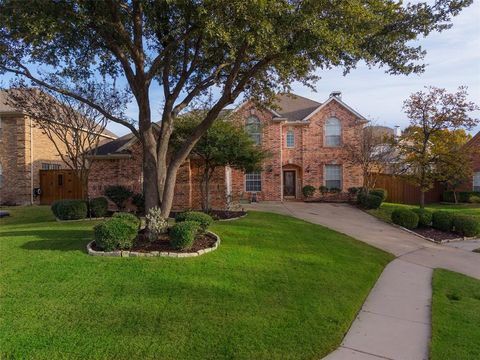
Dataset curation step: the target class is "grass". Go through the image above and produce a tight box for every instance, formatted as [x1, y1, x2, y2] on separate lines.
[430, 269, 480, 360]
[367, 202, 480, 223]
[0, 206, 392, 360]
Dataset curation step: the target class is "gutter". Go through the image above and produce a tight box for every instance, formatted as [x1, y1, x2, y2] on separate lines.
[85, 154, 132, 160]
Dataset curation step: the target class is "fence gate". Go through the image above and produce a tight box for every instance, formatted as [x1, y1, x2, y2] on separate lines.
[39, 170, 84, 205]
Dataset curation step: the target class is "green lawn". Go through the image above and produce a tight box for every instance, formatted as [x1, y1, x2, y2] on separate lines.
[430, 269, 480, 360]
[367, 202, 480, 223]
[0, 206, 392, 360]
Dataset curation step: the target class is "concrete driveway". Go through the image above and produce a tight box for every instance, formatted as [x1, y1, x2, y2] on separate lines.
[245, 201, 479, 360]
[246, 201, 479, 279]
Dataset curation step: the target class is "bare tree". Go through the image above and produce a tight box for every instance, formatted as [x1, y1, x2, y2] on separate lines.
[346, 125, 396, 192]
[4, 87, 117, 200]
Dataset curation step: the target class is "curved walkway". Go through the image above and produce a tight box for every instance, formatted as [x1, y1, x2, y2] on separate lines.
[245, 202, 479, 360]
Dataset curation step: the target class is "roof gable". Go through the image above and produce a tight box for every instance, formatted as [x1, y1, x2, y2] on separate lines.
[303, 96, 368, 122]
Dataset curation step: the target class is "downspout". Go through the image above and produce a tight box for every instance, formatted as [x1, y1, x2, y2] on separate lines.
[30, 117, 33, 205]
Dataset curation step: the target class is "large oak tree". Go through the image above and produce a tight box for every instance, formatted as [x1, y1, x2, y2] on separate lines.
[0, 0, 472, 217]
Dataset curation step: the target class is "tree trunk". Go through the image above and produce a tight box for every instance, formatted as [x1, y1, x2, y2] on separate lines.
[143, 137, 159, 212]
[453, 190, 458, 204]
[420, 190, 425, 209]
[160, 161, 181, 218]
[205, 171, 211, 213]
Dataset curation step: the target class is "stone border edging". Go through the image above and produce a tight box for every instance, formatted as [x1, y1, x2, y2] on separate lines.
[87, 231, 220, 258]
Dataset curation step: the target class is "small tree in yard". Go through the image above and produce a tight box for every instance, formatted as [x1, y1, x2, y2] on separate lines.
[172, 111, 266, 212]
[0, 0, 472, 219]
[437, 129, 476, 203]
[3, 88, 115, 199]
[394, 86, 479, 208]
[345, 124, 396, 193]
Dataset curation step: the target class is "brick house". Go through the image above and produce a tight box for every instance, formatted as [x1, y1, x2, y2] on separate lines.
[459, 131, 480, 192]
[0, 91, 116, 205]
[88, 92, 367, 210]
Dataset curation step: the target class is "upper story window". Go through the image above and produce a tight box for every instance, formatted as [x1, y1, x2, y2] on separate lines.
[325, 164, 342, 190]
[474, 172, 480, 192]
[246, 115, 261, 145]
[245, 172, 262, 192]
[42, 163, 61, 170]
[325, 117, 341, 147]
[286, 130, 295, 148]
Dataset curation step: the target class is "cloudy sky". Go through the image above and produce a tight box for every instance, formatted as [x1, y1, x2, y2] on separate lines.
[107, 0, 480, 137]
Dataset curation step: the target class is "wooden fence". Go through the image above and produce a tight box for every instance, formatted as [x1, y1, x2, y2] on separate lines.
[39, 170, 84, 205]
[370, 173, 444, 205]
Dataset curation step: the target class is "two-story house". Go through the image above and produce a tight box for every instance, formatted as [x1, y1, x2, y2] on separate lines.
[0, 91, 116, 205]
[87, 92, 366, 210]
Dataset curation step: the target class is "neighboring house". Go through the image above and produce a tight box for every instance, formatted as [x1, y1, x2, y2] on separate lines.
[0, 91, 116, 205]
[459, 131, 480, 192]
[88, 92, 367, 210]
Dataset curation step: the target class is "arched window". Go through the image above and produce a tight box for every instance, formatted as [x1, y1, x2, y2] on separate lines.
[246, 116, 261, 145]
[286, 129, 295, 148]
[325, 117, 341, 146]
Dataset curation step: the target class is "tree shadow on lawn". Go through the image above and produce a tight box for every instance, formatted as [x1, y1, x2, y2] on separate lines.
[1, 229, 92, 252]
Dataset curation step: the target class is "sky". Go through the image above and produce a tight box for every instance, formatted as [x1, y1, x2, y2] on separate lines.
[109, 0, 480, 137]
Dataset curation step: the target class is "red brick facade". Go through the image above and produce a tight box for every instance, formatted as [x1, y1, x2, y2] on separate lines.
[88, 94, 366, 210]
[459, 131, 480, 192]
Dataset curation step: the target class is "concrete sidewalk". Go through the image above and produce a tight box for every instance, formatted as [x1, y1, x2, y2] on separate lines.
[245, 202, 480, 360]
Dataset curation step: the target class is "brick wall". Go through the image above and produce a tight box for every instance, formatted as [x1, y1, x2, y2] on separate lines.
[459, 132, 480, 191]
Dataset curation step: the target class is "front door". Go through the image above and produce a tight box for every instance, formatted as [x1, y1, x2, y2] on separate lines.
[283, 171, 296, 197]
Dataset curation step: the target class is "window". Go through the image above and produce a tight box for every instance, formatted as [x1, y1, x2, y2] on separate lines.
[325, 165, 342, 189]
[325, 117, 341, 146]
[474, 172, 480, 192]
[245, 172, 262, 192]
[0, 117, 2, 139]
[286, 130, 295, 148]
[246, 116, 261, 145]
[0, 163, 2, 188]
[41, 163, 61, 170]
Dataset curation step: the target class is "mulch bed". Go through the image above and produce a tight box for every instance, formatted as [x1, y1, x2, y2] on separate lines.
[91, 230, 217, 253]
[169, 210, 246, 220]
[413, 227, 461, 242]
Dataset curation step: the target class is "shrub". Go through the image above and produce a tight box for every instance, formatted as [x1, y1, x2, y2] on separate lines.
[432, 211, 454, 232]
[51, 199, 87, 220]
[453, 215, 480, 237]
[360, 194, 383, 209]
[112, 212, 140, 230]
[391, 209, 419, 229]
[302, 185, 316, 198]
[176, 211, 213, 233]
[369, 188, 387, 202]
[169, 221, 200, 250]
[94, 218, 137, 251]
[469, 195, 480, 204]
[89, 197, 108, 218]
[132, 193, 145, 214]
[411, 208, 433, 227]
[348, 187, 361, 195]
[145, 206, 168, 240]
[329, 187, 341, 193]
[104, 185, 133, 210]
[319, 185, 328, 195]
[443, 191, 480, 203]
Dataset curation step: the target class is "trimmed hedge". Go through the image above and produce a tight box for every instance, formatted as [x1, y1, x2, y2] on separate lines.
[391, 209, 419, 229]
[443, 191, 480, 203]
[302, 185, 316, 198]
[89, 197, 108, 218]
[432, 211, 454, 232]
[51, 199, 88, 220]
[94, 218, 137, 251]
[411, 208, 433, 227]
[369, 188, 387, 202]
[170, 221, 200, 250]
[358, 193, 383, 209]
[104, 185, 133, 210]
[453, 215, 480, 237]
[175, 211, 213, 233]
[112, 212, 140, 230]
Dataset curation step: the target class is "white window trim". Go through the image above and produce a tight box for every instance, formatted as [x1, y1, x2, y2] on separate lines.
[245, 172, 262, 192]
[286, 129, 295, 148]
[324, 164, 343, 190]
[324, 117, 342, 147]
